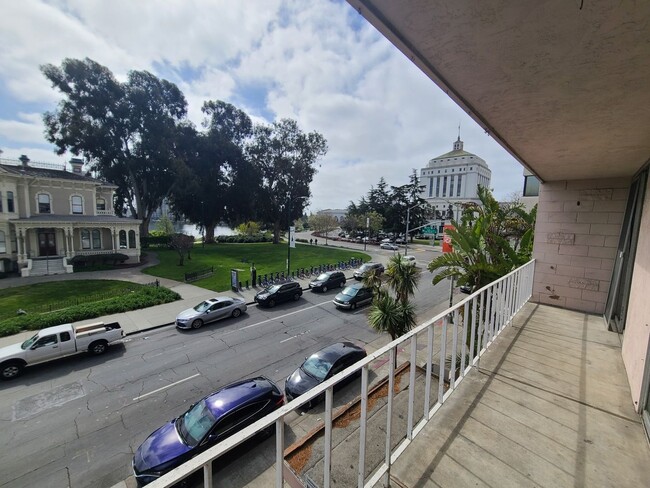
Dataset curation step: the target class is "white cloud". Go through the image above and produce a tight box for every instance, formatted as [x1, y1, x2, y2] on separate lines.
[0, 0, 524, 213]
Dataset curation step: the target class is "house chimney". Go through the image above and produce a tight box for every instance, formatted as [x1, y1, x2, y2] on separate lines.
[70, 157, 84, 174]
[19, 155, 30, 168]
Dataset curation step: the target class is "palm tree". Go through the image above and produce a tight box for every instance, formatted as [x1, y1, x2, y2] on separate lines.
[427, 186, 536, 356]
[366, 254, 420, 367]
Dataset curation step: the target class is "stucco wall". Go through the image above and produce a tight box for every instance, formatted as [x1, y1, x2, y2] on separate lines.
[621, 175, 650, 410]
[531, 178, 630, 314]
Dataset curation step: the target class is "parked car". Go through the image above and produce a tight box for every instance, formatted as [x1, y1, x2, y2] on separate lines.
[175, 296, 247, 330]
[254, 281, 302, 307]
[459, 284, 474, 294]
[333, 283, 375, 310]
[353, 262, 384, 280]
[380, 238, 393, 243]
[132, 376, 284, 486]
[395, 236, 407, 244]
[401, 255, 417, 265]
[0, 322, 123, 380]
[309, 271, 346, 292]
[380, 242, 399, 250]
[285, 342, 367, 407]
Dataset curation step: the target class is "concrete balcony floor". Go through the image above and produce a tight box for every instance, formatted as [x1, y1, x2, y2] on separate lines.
[388, 302, 650, 488]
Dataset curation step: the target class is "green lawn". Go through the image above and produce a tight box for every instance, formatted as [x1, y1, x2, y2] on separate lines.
[143, 242, 370, 291]
[0, 280, 150, 320]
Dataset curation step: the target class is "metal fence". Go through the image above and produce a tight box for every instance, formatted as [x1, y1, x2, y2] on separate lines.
[147, 259, 536, 488]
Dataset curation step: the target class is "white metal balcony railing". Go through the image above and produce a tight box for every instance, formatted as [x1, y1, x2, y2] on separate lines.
[148, 259, 536, 488]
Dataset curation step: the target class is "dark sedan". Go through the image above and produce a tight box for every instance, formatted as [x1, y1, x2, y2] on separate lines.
[285, 342, 367, 408]
[254, 282, 302, 307]
[333, 283, 374, 310]
[132, 377, 284, 486]
[309, 271, 346, 292]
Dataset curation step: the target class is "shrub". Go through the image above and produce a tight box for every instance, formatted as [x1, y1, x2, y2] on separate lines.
[140, 235, 170, 248]
[0, 286, 181, 337]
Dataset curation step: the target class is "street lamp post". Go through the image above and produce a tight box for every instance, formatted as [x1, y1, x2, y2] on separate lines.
[404, 202, 425, 256]
[287, 196, 308, 276]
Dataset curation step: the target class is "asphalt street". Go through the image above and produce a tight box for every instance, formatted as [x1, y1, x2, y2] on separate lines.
[0, 262, 451, 488]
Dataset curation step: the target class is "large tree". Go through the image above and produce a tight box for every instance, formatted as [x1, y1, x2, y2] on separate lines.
[246, 119, 327, 243]
[41, 58, 188, 235]
[168, 100, 255, 242]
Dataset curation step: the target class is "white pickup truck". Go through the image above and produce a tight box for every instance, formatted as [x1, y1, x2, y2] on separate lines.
[0, 321, 123, 379]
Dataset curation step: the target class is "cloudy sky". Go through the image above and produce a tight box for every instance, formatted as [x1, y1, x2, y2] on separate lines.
[0, 0, 524, 212]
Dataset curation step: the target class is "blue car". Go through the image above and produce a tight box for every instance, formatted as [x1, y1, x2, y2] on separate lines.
[132, 376, 284, 485]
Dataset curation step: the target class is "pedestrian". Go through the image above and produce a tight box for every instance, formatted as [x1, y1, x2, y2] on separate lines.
[315, 238, 318, 245]
[310, 238, 313, 245]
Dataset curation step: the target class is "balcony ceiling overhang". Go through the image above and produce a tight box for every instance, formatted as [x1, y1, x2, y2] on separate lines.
[348, 0, 650, 182]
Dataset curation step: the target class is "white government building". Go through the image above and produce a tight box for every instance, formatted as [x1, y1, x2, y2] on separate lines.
[419, 135, 492, 221]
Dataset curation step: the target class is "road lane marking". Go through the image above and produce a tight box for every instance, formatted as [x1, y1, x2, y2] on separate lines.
[280, 336, 296, 343]
[224, 302, 329, 336]
[279, 329, 311, 344]
[133, 373, 200, 401]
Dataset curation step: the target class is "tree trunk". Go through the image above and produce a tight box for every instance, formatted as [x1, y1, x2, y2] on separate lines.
[273, 221, 281, 244]
[178, 251, 184, 266]
[205, 224, 216, 243]
[140, 215, 151, 238]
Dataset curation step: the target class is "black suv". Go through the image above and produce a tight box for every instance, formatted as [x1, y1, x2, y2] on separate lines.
[309, 271, 346, 292]
[254, 282, 302, 307]
[353, 262, 384, 280]
[333, 283, 374, 310]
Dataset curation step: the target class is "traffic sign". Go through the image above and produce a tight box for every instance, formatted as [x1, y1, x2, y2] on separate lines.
[422, 226, 437, 235]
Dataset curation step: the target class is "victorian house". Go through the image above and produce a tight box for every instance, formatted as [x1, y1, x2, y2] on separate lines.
[0, 155, 141, 276]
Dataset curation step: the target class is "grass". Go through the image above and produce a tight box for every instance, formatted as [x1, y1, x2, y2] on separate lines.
[0, 280, 146, 320]
[143, 242, 370, 291]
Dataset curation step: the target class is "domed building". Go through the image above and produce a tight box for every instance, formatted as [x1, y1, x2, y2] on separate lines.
[418, 134, 491, 221]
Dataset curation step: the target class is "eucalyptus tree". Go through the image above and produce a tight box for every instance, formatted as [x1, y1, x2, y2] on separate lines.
[41, 58, 188, 236]
[246, 119, 327, 243]
[169, 101, 255, 242]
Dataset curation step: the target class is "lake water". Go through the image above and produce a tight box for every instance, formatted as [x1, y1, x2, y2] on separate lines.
[181, 224, 236, 237]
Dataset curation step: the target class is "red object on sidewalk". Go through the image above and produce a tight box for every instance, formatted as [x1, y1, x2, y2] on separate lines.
[442, 224, 454, 253]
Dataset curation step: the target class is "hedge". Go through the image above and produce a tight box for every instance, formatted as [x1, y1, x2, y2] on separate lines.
[69, 253, 130, 267]
[215, 234, 271, 243]
[0, 286, 181, 337]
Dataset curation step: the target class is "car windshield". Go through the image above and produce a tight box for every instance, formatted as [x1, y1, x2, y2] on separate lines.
[264, 285, 281, 293]
[176, 399, 217, 447]
[316, 273, 329, 281]
[21, 333, 39, 350]
[301, 355, 333, 380]
[359, 265, 370, 272]
[341, 286, 359, 297]
[193, 301, 212, 313]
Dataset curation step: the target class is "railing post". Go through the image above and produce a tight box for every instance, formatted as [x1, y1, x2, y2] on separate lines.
[407, 335, 417, 439]
[203, 461, 213, 488]
[276, 417, 285, 488]
[485, 286, 494, 343]
[470, 296, 477, 365]
[324, 386, 333, 488]
[461, 301, 468, 377]
[358, 366, 368, 488]
[438, 316, 447, 403]
[384, 347, 395, 486]
[424, 323, 434, 417]
[450, 309, 459, 387]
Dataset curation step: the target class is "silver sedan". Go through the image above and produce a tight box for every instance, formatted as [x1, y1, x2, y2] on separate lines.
[175, 296, 247, 329]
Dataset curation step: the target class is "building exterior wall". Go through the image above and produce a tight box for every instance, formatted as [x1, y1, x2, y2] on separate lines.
[531, 178, 630, 314]
[621, 175, 650, 409]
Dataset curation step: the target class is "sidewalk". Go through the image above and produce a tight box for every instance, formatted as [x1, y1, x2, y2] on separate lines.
[0, 243, 391, 348]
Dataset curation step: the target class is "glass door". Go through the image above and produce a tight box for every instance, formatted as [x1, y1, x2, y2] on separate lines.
[605, 169, 647, 332]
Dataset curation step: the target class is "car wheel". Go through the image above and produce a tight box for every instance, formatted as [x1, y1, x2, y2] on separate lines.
[191, 319, 204, 329]
[352, 302, 357, 310]
[1, 361, 24, 380]
[89, 340, 108, 355]
[231, 308, 242, 318]
[322, 285, 328, 293]
[293, 293, 301, 301]
[339, 281, 345, 288]
[268, 299, 276, 308]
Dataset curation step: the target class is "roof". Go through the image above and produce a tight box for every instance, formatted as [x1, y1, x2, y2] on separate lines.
[11, 215, 142, 224]
[348, 0, 650, 182]
[310, 342, 365, 362]
[0, 163, 114, 186]
[204, 377, 276, 419]
[432, 149, 476, 159]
